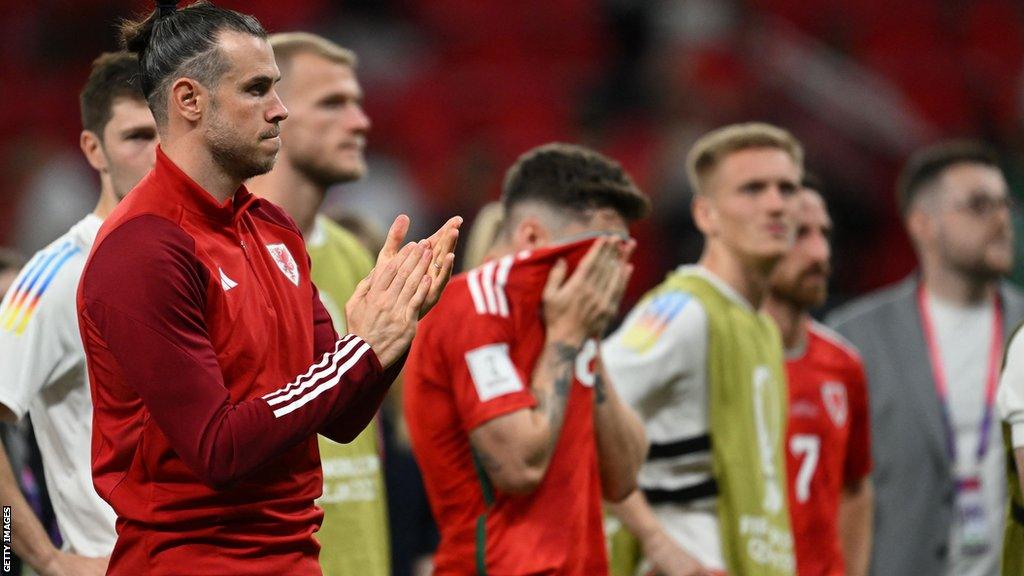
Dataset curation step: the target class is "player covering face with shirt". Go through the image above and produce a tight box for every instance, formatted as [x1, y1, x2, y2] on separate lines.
[470, 145, 647, 503]
[405, 143, 650, 575]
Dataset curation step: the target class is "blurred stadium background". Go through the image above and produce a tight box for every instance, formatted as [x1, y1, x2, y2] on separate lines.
[4, 0, 1024, 313]
[3, 2, 1024, 574]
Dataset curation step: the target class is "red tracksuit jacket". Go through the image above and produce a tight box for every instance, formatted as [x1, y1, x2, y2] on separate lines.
[77, 146, 394, 575]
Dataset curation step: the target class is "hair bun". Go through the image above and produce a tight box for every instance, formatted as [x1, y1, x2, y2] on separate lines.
[156, 0, 179, 18]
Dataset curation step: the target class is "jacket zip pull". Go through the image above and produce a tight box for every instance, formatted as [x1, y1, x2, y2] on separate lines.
[239, 226, 252, 262]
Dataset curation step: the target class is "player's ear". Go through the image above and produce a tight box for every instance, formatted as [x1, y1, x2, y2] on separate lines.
[80, 130, 108, 173]
[170, 78, 204, 123]
[512, 216, 547, 251]
[692, 193, 717, 236]
[905, 207, 932, 247]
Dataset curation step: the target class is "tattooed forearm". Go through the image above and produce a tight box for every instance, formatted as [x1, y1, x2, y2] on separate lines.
[532, 341, 579, 444]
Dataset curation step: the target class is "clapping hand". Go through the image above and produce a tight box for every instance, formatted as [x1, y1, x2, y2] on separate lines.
[372, 214, 462, 317]
[345, 214, 463, 367]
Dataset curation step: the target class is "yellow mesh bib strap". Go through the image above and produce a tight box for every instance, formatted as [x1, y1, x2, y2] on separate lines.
[1001, 422, 1024, 576]
[664, 271, 795, 576]
[309, 217, 390, 576]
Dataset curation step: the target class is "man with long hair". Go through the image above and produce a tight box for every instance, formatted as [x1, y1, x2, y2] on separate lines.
[77, 2, 459, 574]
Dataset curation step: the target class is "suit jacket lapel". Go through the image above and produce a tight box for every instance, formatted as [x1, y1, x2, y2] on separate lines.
[1000, 281, 1024, 347]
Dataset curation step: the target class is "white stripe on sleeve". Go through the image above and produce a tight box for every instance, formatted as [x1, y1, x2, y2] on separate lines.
[494, 255, 513, 318]
[262, 335, 359, 402]
[481, 261, 498, 314]
[271, 342, 372, 418]
[467, 269, 487, 314]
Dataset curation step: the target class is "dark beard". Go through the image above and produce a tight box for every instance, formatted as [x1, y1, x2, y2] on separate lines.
[943, 240, 1013, 282]
[770, 271, 829, 309]
[954, 259, 1008, 283]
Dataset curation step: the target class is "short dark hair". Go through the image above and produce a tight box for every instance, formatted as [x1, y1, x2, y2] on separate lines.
[79, 52, 145, 137]
[501, 143, 650, 225]
[897, 140, 1000, 216]
[118, 0, 266, 125]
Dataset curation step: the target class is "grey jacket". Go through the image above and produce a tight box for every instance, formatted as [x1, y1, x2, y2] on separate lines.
[826, 276, 1024, 576]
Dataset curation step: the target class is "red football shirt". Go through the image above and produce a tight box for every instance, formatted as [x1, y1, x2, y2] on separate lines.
[78, 147, 397, 575]
[405, 239, 608, 575]
[785, 320, 872, 576]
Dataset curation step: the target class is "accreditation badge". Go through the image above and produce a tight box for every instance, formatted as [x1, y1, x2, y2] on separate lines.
[955, 476, 990, 556]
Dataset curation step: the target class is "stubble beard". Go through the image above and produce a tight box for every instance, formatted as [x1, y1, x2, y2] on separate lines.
[953, 255, 1010, 283]
[207, 128, 276, 182]
[205, 104, 277, 182]
[939, 235, 1012, 283]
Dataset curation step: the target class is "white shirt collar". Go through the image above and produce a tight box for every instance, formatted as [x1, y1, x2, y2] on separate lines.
[306, 215, 327, 249]
[677, 264, 756, 311]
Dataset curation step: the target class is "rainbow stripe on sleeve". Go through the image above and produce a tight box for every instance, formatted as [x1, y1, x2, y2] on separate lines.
[621, 291, 690, 352]
[0, 242, 81, 335]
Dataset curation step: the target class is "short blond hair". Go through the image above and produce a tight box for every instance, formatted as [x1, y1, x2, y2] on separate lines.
[686, 122, 803, 195]
[269, 32, 357, 71]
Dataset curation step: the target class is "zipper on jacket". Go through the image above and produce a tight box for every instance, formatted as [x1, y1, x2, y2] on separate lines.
[238, 227, 252, 262]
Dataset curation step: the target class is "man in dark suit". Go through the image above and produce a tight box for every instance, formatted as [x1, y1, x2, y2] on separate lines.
[829, 141, 1024, 576]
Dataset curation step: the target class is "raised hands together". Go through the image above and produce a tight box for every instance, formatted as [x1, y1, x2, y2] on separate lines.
[345, 214, 462, 366]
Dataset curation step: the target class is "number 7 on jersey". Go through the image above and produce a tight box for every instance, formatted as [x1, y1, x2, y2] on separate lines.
[789, 434, 820, 503]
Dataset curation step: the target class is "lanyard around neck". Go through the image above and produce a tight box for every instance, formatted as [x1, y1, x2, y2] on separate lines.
[917, 285, 1003, 464]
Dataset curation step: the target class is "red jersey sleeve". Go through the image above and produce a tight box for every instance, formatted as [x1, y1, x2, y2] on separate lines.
[844, 358, 873, 483]
[80, 215, 387, 489]
[444, 296, 537, 433]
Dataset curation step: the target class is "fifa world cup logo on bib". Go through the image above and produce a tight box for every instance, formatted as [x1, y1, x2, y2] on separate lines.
[752, 365, 783, 513]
